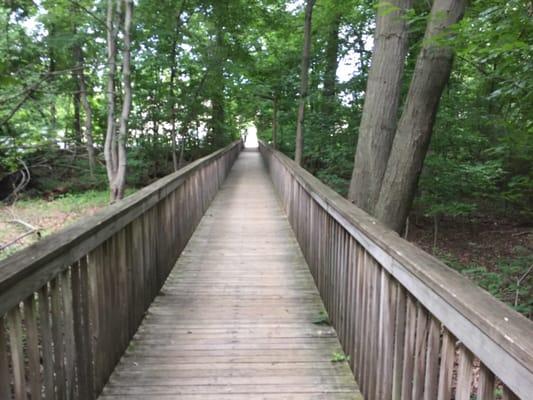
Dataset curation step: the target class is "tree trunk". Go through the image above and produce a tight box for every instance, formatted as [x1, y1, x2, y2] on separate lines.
[210, 42, 225, 149]
[104, 0, 118, 192]
[272, 96, 278, 149]
[322, 13, 340, 120]
[170, 1, 187, 171]
[79, 73, 95, 177]
[170, 54, 179, 170]
[72, 37, 95, 177]
[104, 0, 132, 203]
[294, 0, 315, 166]
[207, 3, 226, 150]
[347, 0, 412, 212]
[374, 0, 467, 233]
[73, 88, 81, 144]
[113, 0, 133, 202]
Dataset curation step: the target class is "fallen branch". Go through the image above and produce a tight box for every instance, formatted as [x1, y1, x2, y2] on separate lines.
[511, 230, 533, 237]
[0, 228, 39, 252]
[9, 219, 38, 232]
[514, 265, 533, 307]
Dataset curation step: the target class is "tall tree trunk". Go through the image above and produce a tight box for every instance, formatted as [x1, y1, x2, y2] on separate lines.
[104, 0, 132, 203]
[79, 72, 95, 177]
[73, 88, 81, 144]
[375, 0, 467, 233]
[113, 0, 133, 201]
[272, 96, 278, 149]
[170, 1, 187, 171]
[206, 3, 226, 150]
[347, 0, 413, 212]
[176, 70, 208, 166]
[170, 54, 179, 170]
[294, 0, 315, 166]
[72, 35, 96, 177]
[104, 0, 118, 191]
[48, 26, 57, 136]
[210, 28, 225, 148]
[322, 13, 340, 120]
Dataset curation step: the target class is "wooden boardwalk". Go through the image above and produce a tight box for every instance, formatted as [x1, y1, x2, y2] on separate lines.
[99, 149, 362, 399]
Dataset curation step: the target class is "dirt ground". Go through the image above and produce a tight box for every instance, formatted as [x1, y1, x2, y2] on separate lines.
[0, 193, 108, 260]
[407, 215, 532, 268]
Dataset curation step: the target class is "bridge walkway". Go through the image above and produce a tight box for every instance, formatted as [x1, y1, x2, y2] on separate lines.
[98, 149, 362, 399]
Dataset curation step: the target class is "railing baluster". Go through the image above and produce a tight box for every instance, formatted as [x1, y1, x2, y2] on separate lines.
[259, 141, 532, 399]
[51, 276, 66, 400]
[477, 364, 495, 400]
[7, 305, 26, 400]
[23, 294, 42, 400]
[413, 304, 429, 399]
[423, 316, 440, 400]
[437, 328, 456, 400]
[456, 344, 474, 400]
[0, 315, 11, 400]
[61, 269, 77, 399]
[38, 285, 55, 400]
[392, 285, 407, 400]
[0, 141, 242, 400]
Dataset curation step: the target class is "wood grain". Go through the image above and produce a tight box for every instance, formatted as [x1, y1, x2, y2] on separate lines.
[259, 140, 533, 399]
[99, 150, 362, 399]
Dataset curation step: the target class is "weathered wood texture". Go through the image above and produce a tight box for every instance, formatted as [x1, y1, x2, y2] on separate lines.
[259, 141, 533, 400]
[98, 149, 362, 399]
[0, 141, 242, 399]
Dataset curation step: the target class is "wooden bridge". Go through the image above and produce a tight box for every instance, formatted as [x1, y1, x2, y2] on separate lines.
[0, 141, 531, 399]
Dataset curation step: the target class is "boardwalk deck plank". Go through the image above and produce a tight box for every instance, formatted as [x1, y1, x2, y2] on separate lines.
[99, 150, 362, 399]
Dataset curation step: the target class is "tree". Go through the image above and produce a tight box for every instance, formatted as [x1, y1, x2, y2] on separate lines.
[374, 0, 467, 232]
[321, 11, 341, 122]
[294, 0, 316, 166]
[104, 0, 133, 202]
[72, 30, 95, 176]
[204, 1, 228, 150]
[347, 0, 412, 213]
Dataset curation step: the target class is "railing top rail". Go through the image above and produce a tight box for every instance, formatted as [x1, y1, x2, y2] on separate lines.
[0, 140, 242, 315]
[259, 140, 533, 397]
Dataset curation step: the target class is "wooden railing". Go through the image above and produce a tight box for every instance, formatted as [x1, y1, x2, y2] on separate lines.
[0, 140, 242, 400]
[259, 141, 532, 400]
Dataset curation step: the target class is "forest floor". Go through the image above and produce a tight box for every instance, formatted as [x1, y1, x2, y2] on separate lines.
[0, 191, 531, 317]
[0, 191, 114, 261]
[408, 216, 533, 318]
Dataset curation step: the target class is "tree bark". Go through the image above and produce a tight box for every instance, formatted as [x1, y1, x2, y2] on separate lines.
[347, 0, 413, 212]
[294, 0, 315, 166]
[170, 46, 179, 170]
[113, 0, 133, 202]
[79, 73, 95, 177]
[322, 13, 340, 120]
[272, 96, 278, 149]
[104, 0, 118, 191]
[374, 0, 467, 233]
[104, 0, 132, 203]
[210, 28, 226, 149]
[72, 37, 95, 176]
[206, 2, 226, 150]
[73, 88, 81, 144]
[170, 1, 188, 171]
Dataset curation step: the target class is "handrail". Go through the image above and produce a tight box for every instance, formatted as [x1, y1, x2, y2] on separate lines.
[259, 140, 532, 399]
[0, 141, 241, 315]
[0, 140, 242, 399]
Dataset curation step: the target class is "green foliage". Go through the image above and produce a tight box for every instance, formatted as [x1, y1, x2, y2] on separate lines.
[15, 190, 110, 213]
[312, 310, 330, 326]
[1, 1, 531, 326]
[331, 351, 350, 363]
[438, 249, 533, 318]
